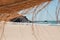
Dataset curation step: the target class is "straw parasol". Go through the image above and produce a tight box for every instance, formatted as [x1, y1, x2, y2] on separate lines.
[0, 0, 51, 21]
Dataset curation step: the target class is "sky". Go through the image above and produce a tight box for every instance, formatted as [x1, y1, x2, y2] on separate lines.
[19, 0, 60, 21]
[36, 0, 59, 21]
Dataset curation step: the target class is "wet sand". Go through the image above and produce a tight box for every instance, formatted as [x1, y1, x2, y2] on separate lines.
[0, 22, 60, 40]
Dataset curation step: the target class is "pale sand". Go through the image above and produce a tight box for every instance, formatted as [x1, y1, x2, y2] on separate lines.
[0, 22, 60, 40]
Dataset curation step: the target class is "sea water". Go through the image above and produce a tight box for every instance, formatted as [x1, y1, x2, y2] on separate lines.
[31, 21, 60, 24]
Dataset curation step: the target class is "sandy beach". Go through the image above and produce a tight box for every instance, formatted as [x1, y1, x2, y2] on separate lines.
[0, 22, 60, 40]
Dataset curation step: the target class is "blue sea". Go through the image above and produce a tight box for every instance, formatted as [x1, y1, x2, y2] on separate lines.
[31, 21, 60, 24]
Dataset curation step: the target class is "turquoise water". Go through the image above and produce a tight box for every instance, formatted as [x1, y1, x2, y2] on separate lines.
[31, 21, 60, 24]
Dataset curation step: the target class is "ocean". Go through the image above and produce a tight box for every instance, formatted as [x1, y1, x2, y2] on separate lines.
[30, 21, 60, 24]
